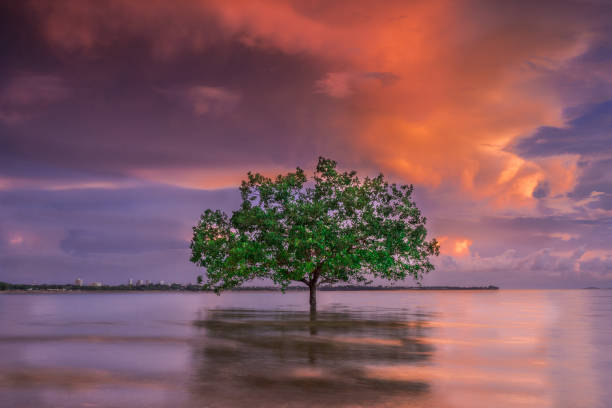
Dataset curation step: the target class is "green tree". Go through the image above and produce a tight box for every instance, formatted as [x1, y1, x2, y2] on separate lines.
[190, 157, 439, 312]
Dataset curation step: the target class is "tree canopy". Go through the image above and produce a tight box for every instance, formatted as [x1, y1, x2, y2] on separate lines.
[190, 157, 439, 311]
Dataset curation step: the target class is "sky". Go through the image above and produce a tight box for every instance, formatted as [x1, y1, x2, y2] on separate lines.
[1, 0, 611, 288]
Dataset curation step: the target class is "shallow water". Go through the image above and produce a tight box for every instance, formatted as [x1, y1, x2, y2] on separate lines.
[0, 290, 610, 407]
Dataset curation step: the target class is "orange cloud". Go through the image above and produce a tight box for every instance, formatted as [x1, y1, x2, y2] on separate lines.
[438, 236, 473, 257]
[129, 166, 294, 190]
[206, 0, 590, 209]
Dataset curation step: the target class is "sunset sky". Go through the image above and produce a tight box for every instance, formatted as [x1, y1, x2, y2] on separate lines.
[1, 0, 611, 287]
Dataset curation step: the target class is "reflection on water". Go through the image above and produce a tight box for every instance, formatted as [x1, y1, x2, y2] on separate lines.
[190, 309, 433, 407]
[0, 290, 610, 407]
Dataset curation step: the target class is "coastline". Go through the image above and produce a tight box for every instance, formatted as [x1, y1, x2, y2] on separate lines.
[0, 284, 500, 293]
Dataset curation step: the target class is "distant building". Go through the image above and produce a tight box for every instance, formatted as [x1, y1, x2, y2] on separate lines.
[128, 279, 133, 286]
[90, 282, 102, 287]
[137, 279, 144, 286]
[75, 278, 83, 287]
[145, 280, 150, 285]
[159, 280, 165, 285]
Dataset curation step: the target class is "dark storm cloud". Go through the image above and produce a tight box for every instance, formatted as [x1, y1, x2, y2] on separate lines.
[0, 47, 333, 174]
[532, 181, 551, 199]
[513, 100, 612, 212]
[0, 0, 336, 176]
[0, 3, 344, 193]
[514, 100, 612, 158]
[572, 158, 612, 210]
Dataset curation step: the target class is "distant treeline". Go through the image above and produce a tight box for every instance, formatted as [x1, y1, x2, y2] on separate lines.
[0, 282, 499, 292]
[0, 282, 203, 292]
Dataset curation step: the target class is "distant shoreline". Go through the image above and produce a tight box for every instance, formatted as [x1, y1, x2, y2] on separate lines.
[242, 285, 500, 291]
[0, 282, 499, 293]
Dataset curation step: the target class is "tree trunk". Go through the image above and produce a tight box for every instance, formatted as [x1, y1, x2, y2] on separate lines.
[309, 283, 317, 314]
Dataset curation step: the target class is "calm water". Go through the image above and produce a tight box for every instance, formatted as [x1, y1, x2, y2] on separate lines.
[0, 290, 610, 408]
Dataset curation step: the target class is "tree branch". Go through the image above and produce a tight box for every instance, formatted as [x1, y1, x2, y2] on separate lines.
[318, 277, 337, 285]
[312, 264, 322, 285]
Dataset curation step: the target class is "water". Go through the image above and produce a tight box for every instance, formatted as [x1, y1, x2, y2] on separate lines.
[0, 290, 610, 407]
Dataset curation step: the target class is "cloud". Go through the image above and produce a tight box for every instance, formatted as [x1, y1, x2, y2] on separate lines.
[188, 86, 240, 116]
[511, 100, 612, 215]
[434, 247, 612, 286]
[547, 232, 579, 241]
[315, 72, 399, 98]
[160, 85, 242, 117]
[59, 228, 187, 256]
[8, 235, 24, 245]
[129, 165, 294, 190]
[0, 74, 68, 123]
[18, 0, 612, 209]
[514, 100, 612, 158]
[0, 176, 137, 191]
[437, 236, 473, 257]
[157, 85, 241, 117]
[0, 184, 242, 283]
[28, 0, 228, 58]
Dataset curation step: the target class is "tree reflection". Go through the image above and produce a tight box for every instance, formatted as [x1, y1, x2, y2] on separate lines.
[190, 307, 435, 407]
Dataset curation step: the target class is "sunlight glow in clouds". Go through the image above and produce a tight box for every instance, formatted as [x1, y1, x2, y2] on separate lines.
[438, 237, 473, 257]
[454, 239, 473, 257]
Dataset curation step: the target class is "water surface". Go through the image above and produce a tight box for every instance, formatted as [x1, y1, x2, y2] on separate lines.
[0, 290, 610, 407]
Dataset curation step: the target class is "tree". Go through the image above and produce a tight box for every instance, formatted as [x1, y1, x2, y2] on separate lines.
[190, 157, 439, 312]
